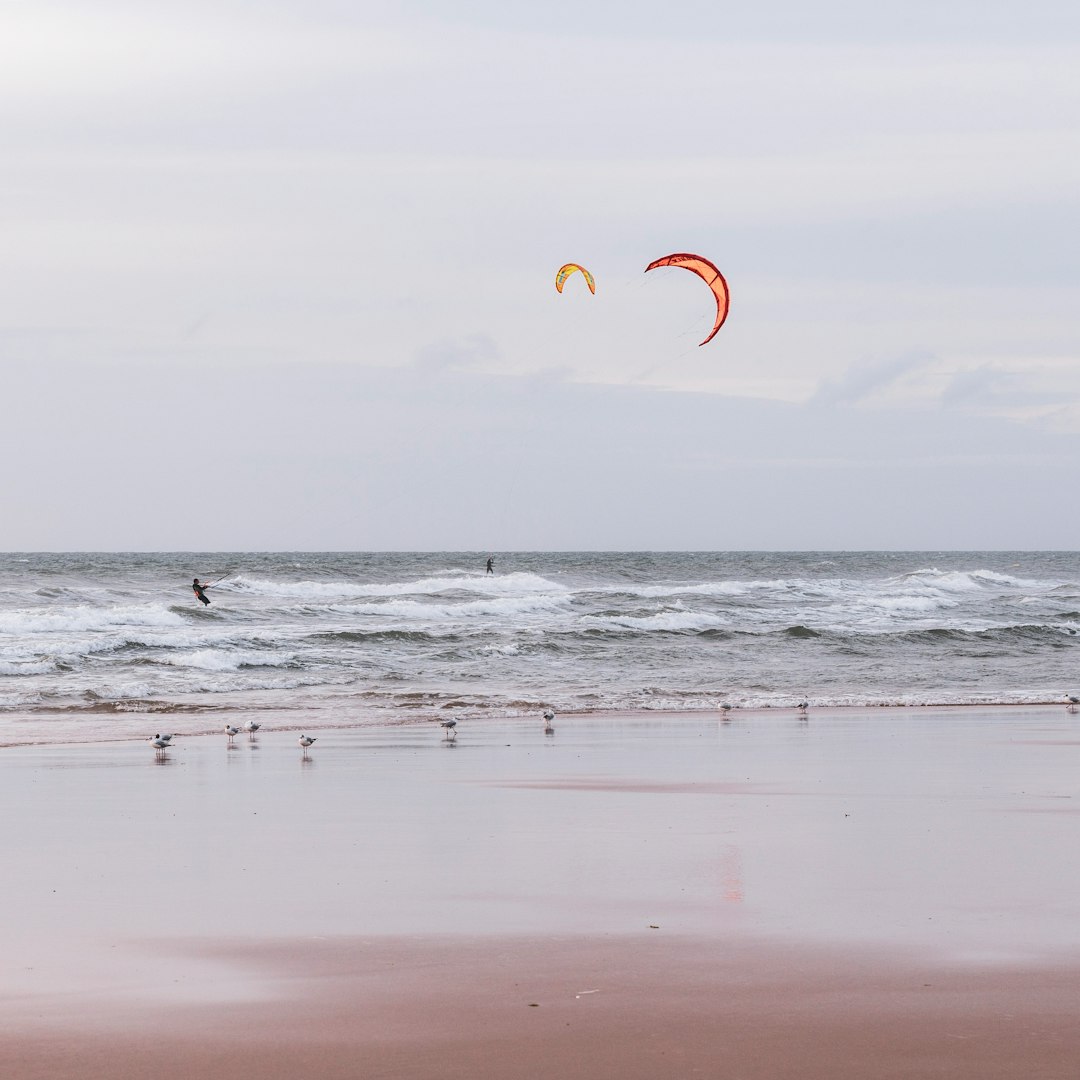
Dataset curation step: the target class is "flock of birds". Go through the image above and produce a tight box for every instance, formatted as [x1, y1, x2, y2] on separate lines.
[147, 710, 564, 758]
[147, 721, 317, 758]
[146, 695, 1080, 758]
[144, 702, 818, 757]
[438, 708, 557, 740]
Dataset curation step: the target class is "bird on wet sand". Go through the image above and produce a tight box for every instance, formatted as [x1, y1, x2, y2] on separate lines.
[439, 719, 457, 739]
[225, 725, 240, 741]
[149, 737, 170, 758]
[298, 735, 317, 752]
[245, 720, 261, 737]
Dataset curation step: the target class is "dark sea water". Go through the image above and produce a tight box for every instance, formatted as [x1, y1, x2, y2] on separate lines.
[1, 551, 1079, 743]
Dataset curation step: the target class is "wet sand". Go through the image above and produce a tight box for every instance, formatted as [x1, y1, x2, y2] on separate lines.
[2, 707, 1079, 1077]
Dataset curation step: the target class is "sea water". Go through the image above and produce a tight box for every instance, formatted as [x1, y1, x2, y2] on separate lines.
[1, 551, 1078, 742]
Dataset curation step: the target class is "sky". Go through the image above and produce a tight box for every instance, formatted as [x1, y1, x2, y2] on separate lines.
[1, 0, 1078, 550]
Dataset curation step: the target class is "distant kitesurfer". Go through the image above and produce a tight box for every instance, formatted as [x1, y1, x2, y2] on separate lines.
[192, 578, 211, 606]
[485, 557, 494, 575]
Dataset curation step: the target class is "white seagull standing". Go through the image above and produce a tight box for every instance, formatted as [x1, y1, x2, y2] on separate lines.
[298, 735, 317, 752]
[225, 725, 240, 741]
[439, 719, 457, 739]
[150, 736, 170, 759]
[148, 733, 174, 744]
[1067, 695, 1079, 713]
[542, 709, 555, 733]
[244, 720, 261, 737]
[796, 700, 809, 714]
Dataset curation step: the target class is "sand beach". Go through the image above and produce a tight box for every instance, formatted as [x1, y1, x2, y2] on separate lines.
[2, 706, 1079, 1078]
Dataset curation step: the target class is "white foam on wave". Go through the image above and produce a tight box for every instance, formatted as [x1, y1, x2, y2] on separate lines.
[164, 649, 295, 672]
[0, 617, 283, 676]
[328, 593, 571, 621]
[864, 595, 952, 613]
[823, 594, 964, 630]
[127, 627, 291, 651]
[89, 670, 321, 699]
[603, 569, 1046, 610]
[230, 571, 567, 601]
[899, 568, 1043, 593]
[798, 568, 1066, 633]
[582, 610, 725, 632]
[478, 643, 523, 656]
[622, 581, 759, 599]
[0, 658, 57, 676]
[0, 603, 185, 636]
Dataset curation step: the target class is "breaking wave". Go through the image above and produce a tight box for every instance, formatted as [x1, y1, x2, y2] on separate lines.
[3, 551, 1080, 737]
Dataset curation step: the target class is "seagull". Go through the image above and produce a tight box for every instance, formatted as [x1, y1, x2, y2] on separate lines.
[542, 709, 555, 734]
[147, 733, 174, 743]
[796, 700, 809, 714]
[720, 703, 733, 714]
[1067, 695, 1079, 712]
[150, 736, 170, 758]
[225, 725, 240, 741]
[439, 719, 457, 739]
[298, 735, 317, 751]
[244, 720, 261, 737]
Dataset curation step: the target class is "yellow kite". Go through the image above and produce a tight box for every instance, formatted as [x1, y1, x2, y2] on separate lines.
[555, 263, 596, 295]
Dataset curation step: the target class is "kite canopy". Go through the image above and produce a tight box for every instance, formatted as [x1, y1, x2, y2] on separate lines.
[644, 253, 730, 345]
[555, 263, 596, 295]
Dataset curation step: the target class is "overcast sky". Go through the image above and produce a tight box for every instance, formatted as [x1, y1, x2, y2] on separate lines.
[2, 0, 1078, 550]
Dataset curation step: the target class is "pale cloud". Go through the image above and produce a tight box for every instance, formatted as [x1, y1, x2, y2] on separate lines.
[814, 351, 935, 406]
[414, 334, 501, 372]
[0, 5, 419, 102]
[3, 356, 1077, 550]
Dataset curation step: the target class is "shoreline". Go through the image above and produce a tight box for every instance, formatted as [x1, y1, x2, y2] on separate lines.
[2, 698, 1078, 750]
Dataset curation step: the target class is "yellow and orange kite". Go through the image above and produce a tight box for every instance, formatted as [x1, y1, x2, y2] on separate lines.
[645, 253, 730, 345]
[555, 263, 596, 295]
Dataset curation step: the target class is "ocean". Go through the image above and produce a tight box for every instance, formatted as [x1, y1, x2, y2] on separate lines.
[1, 551, 1078, 744]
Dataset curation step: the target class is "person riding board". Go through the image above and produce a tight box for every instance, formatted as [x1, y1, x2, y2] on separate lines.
[192, 578, 212, 606]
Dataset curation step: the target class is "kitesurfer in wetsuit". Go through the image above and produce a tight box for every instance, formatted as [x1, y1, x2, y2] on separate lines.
[192, 578, 211, 606]
[485, 557, 494, 575]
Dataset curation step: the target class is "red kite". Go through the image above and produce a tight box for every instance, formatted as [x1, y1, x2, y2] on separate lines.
[645, 253, 729, 345]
